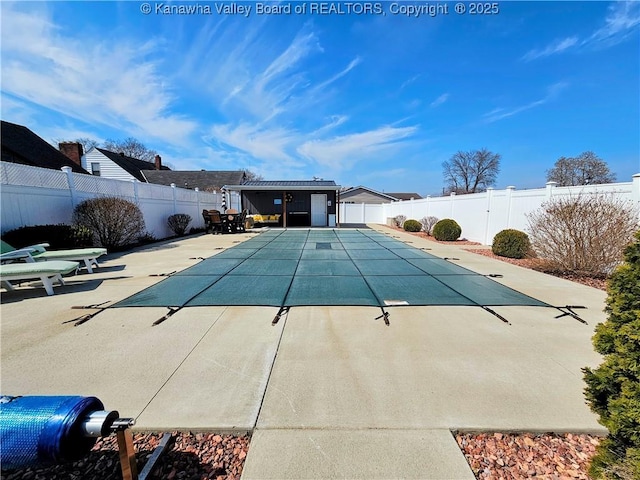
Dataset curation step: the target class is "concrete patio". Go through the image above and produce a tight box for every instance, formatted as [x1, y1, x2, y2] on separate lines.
[0, 225, 607, 479]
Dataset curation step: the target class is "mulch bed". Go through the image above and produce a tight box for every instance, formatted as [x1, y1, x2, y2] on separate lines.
[465, 248, 607, 291]
[0, 432, 250, 480]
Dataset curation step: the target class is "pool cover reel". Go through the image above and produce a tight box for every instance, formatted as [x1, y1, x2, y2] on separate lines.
[0, 395, 103, 469]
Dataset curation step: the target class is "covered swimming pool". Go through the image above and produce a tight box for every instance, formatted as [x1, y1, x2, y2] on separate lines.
[113, 229, 550, 311]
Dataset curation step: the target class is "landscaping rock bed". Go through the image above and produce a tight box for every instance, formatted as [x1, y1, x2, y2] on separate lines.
[456, 432, 601, 479]
[0, 432, 250, 480]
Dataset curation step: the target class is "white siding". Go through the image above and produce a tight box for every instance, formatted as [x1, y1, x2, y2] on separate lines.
[82, 149, 138, 181]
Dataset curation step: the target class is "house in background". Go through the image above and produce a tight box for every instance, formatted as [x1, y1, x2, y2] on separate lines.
[223, 180, 341, 227]
[340, 186, 422, 204]
[1, 120, 89, 174]
[78, 147, 170, 181]
[143, 170, 247, 192]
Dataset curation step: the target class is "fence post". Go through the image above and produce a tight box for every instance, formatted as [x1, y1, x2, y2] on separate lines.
[61, 167, 77, 209]
[361, 202, 366, 224]
[170, 183, 177, 214]
[132, 179, 139, 204]
[484, 187, 494, 245]
[426, 195, 431, 216]
[545, 181, 557, 200]
[506, 186, 515, 228]
[633, 173, 640, 221]
[195, 188, 201, 218]
[449, 192, 456, 217]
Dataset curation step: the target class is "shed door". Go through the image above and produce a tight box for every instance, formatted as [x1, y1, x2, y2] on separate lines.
[311, 194, 327, 226]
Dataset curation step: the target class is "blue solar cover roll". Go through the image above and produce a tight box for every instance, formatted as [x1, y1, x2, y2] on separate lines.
[0, 395, 103, 470]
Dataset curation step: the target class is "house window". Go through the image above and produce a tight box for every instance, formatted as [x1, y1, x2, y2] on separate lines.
[91, 162, 101, 176]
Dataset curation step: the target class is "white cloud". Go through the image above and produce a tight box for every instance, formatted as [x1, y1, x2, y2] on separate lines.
[430, 93, 449, 108]
[208, 122, 302, 166]
[0, 4, 196, 146]
[586, 1, 640, 46]
[400, 74, 421, 91]
[522, 2, 640, 61]
[483, 82, 568, 123]
[204, 27, 324, 121]
[312, 57, 362, 92]
[297, 125, 418, 171]
[310, 115, 349, 136]
[522, 36, 579, 61]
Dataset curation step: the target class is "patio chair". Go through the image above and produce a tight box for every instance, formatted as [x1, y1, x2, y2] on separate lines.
[202, 209, 224, 234]
[235, 209, 248, 232]
[0, 240, 107, 274]
[0, 260, 79, 295]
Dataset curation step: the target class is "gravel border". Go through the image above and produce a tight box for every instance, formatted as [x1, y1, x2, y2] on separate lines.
[0, 432, 250, 480]
[456, 432, 601, 479]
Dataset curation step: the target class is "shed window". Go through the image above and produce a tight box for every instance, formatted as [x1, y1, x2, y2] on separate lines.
[91, 162, 101, 176]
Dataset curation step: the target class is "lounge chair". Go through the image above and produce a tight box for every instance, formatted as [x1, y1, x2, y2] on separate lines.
[0, 260, 79, 295]
[0, 240, 107, 273]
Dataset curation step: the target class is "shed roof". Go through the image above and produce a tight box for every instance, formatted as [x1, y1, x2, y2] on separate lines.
[225, 180, 340, 191]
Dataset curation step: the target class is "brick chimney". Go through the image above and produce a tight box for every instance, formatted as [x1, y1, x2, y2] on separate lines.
[154, 154, 162, 170]
[59, 142, 84, 167]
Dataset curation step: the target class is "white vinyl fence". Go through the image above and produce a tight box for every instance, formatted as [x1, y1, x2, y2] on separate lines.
[0, 162, 241, 239]
[340, 174, 640, 244]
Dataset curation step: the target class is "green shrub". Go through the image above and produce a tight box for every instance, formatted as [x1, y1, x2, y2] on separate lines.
[421, 216, 439, 236]
[167, 213, 192, 236]
[73, 197, 146, 250]
[394, 215, 407, 228]
[403, 219, 422, 232]
[432, 219, 462, 241]
[492, 229, 531, 259]
[583, 230, 640, 479]
[2, 224, 93, 249]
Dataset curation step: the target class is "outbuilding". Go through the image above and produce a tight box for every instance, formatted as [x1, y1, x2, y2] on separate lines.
[222, 180, 341, 228]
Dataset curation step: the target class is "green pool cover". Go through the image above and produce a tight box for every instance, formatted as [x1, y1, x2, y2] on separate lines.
[113, 229, 550, 309]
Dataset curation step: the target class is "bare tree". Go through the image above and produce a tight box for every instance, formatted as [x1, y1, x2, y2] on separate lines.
[75, 137, 100, 153]
[546, 151, 616, 186]
[442, 148, 500, 194]
[103, 137, 158, 162]
[242, 169, 264, 181]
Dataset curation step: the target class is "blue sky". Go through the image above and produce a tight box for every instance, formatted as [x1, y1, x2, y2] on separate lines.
[1, 1, 638, 195]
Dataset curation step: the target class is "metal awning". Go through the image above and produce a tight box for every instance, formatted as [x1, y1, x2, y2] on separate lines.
[223, 180, 341, 191]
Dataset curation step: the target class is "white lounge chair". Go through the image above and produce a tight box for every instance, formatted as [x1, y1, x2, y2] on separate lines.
[1, 241, 107, 273]
[0, 260, 79, 295]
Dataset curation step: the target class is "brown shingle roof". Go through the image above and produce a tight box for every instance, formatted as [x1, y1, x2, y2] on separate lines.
[143, 170, 246, 190]
[1, 120, 89, 174]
